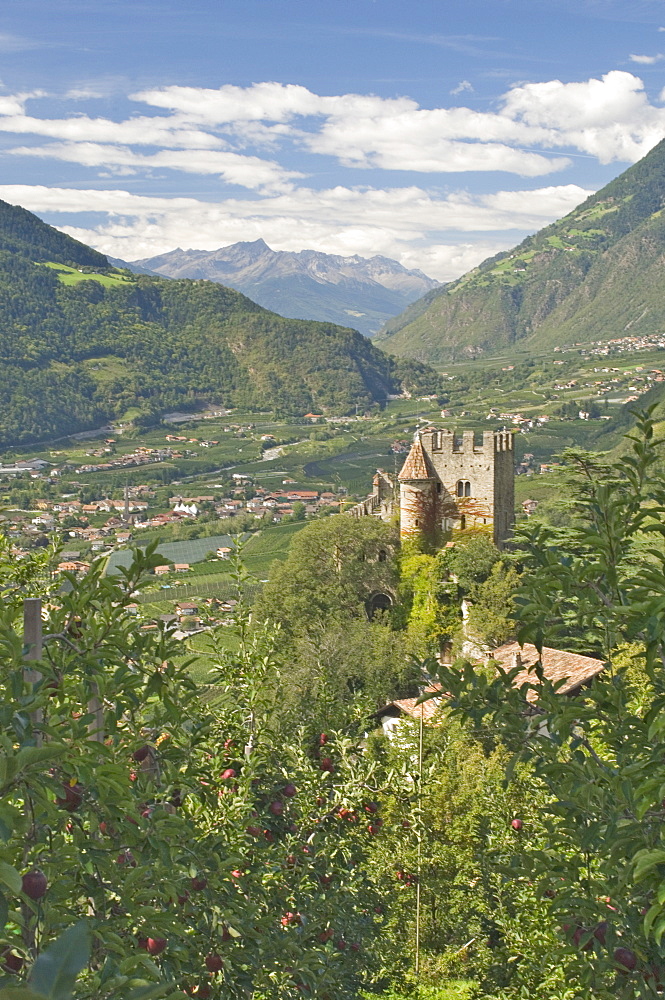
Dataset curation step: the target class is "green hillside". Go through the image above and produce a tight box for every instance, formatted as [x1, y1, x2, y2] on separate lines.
[378, 137, 665, 362]
[0, 199, 439, 447]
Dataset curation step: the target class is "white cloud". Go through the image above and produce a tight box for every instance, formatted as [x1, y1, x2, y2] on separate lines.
[0, 112, 225, 149]
[0, 182, 592, 281]
[0, 32, 41, 53]
[450, 80, 474, 95]
[64, 88, 106, 100]
[7, 141, 302, 192]
[629, 53, 664, 65]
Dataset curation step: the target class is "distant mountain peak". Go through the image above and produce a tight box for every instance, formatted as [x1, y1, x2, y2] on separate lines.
[130, 241, 438, 337]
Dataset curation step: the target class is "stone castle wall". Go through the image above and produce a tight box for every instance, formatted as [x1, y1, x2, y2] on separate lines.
[349, 429, 515, 547]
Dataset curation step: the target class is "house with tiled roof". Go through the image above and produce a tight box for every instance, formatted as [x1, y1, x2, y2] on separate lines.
[374, 644, 605, 736]
[489, 641, 605, 699]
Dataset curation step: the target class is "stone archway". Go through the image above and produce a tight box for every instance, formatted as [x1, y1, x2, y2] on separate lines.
[366, 591, 393, 620]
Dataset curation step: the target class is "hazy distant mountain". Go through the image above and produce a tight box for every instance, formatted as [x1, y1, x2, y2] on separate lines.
[130, 240, 439, 337]
[106, 255, 164, 278]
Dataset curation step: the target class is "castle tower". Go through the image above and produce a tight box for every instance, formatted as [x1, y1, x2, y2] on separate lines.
[397, 428, 515, 547]
[397, 434, 439, 540]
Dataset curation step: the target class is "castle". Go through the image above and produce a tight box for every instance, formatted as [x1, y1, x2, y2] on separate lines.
[349, 428, 515, 547]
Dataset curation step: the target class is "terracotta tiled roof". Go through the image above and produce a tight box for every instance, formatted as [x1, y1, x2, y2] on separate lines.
[489, 641, 605, 697]
[398, 436, 437, 482]
[375, 684, 444, 721]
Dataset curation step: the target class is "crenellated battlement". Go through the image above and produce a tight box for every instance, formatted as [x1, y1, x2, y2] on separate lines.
[421, 428, 514, 455]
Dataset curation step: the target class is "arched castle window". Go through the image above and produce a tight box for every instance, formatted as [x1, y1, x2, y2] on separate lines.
[378, 549, 387, 562]
[459, 515, 466, 530]
[456, 480, 471, 497]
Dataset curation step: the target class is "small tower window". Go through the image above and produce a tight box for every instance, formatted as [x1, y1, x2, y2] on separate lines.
[436, 482, 442, 494]
[460, 515, 466, 530]
[378, 549, 387, 562]
[456, 480, 471, 497]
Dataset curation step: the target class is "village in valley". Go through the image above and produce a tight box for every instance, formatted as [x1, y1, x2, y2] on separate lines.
[0, 337, 661, 651]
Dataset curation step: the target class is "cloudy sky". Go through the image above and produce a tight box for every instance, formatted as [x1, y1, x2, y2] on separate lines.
[1, 0, 665, 280]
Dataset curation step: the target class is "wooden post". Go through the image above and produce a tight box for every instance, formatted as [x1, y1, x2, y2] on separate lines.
[22, 598, 43, 954]
[23, 598, 43, 745]
[415, 702, 423, 975]
[87, 684, 104, 743]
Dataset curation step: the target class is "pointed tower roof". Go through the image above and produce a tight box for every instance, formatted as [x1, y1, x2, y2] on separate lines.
[398, 434, 437, 482]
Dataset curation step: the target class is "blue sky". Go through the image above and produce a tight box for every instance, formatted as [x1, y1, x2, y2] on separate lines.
[0, 0, 664, 278]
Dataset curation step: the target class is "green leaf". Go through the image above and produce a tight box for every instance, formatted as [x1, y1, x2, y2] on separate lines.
[0, 989, 49, 999]
[634, 848, 665, 881]
[28, 920, 92, 1000]
[125, 987, 184, 1000]
[0, 864, 21, 895]
[15, 745, 66, 771]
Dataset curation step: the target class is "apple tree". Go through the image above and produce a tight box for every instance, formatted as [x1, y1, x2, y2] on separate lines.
[420, 409, 665, 998]
[0, 538, 389, 999]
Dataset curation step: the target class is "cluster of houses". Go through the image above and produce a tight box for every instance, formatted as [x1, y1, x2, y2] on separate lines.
[126, 596, 239, 635]
[576, 334, 665, 357]
[76, 445, 183, 474]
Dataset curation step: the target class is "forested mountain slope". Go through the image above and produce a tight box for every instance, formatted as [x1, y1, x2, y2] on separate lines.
[0, 200, 437, 447]
[378, 136, 665, 362]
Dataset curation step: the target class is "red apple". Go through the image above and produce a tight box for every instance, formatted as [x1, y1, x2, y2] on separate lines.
[367, 824, 380, 835]
[594, 921, 608, 946]
[318, 733, 328, 746]
[220, 768, 236, 780]
[132, 744, 154, 762]
[191, 876, 208, 891]
[350, 942, 360, 952]
[614, 947, 637, 971]
[269, 800, 284, 817]
[318, 928, 334, 942]
[283, 783, 297, 798]
[336, 939, 346, 950]
[320, 757, 333, 772]
[572, 926, 593, 951]
[511, 818, 523, 831]
[195, 985, 211, 999]
[220, 926, 232, 942]
[205, 953, 224, 973]
[56, 782, 84, 812]
[264, 830, 275, 843]
[22, 870, 47, 899]
[146, 937, 167, 956]
[246, 825, 262, 837]
[1, 950, 23, 973]
[364, 802, 378, 814]
[116, 850, 137, 867]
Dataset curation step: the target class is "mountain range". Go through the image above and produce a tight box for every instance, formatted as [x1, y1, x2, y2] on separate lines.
[127, 240, 438, 338]
[0, 203, 440, 448]
[378, 136, 665, 363]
